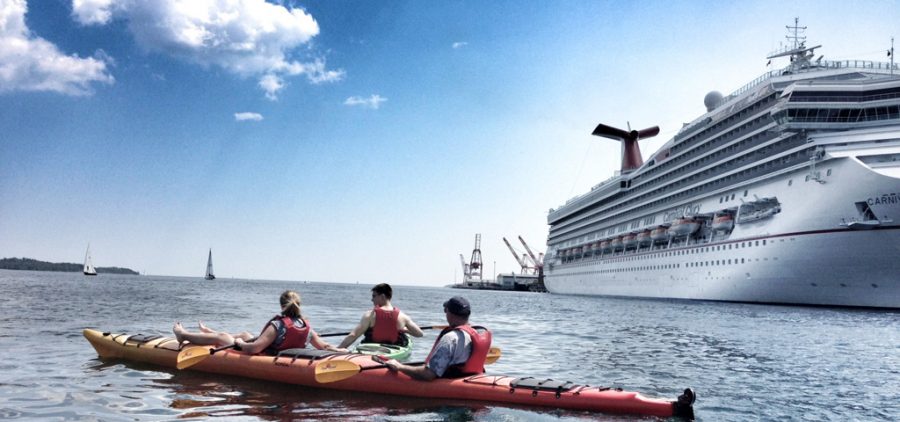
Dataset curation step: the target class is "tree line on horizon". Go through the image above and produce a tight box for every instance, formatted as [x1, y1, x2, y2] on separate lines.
[0, 257, 139, 275]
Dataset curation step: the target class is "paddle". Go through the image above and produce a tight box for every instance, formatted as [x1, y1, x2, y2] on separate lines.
[318, 325, 449, 337]
[176, 342, 244, 370]
[314, 347, 502, 384]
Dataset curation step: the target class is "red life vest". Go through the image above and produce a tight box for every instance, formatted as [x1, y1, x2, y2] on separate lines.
[427, 324, 492, 376]
[264, 316, 310, 351]
[370, 307, 401, 344]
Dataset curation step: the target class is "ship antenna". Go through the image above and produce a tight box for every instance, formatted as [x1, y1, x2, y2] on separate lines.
[891, 36, 895, 75]
[786, 17, 806, 51]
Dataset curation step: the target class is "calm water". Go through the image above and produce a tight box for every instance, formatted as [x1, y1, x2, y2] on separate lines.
[0, 270, 897, 421]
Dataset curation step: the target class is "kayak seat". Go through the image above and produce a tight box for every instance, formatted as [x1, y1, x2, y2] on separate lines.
[509, 378, 576, 397]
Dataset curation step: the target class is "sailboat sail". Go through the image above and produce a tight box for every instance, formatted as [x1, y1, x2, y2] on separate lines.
[205, 249, 215, 280]
[83, 244, 97, 276]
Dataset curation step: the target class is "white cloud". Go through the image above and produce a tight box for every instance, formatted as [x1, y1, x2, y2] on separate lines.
[0, 0, 113, 95]
[344, 94, 387, 110]
[234, 112, 263, 121]
[71, 0, 344, 99]
[258, 74, 283, 100]
[72, 0, 116, 25]
[452, 41, 468, 49]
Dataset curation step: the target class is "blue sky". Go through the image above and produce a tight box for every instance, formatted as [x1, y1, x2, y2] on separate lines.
[1, 0, 898, 285]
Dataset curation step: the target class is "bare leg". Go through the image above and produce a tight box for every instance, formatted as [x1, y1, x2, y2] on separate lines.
[235, 331, 255, 341]
[173, 322, 235, 347]
[198, 321, 215, 333]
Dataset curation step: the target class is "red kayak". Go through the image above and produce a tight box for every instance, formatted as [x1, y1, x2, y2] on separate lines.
[84, 329, 695, 419]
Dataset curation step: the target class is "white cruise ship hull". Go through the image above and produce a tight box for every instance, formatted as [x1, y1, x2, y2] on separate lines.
[546, 140, 900, 308]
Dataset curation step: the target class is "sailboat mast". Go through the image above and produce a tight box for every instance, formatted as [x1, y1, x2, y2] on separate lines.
[205, 248, 216, 280]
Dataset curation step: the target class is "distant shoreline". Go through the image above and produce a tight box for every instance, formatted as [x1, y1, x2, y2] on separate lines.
[0, 257, 139, 275]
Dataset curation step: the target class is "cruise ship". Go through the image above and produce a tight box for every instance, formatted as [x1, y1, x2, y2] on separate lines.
[544, 21, 900, 308]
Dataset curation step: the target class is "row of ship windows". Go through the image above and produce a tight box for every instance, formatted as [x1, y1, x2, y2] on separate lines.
[562, 144, 804, 244]
[668, 94, 776, 162]
[788, 89, 900, 103]
[561, 134, 805, 244]
[595, 257, 755, 273]
[561, 237, 794, 264]
[590, 239, 777, 263]
[632, 115, 773, 196]
[778, 105, 900, 123]
[561, 113, 776, 236]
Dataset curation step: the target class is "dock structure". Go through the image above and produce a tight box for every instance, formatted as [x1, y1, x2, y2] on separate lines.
[451, 234, 547, 292]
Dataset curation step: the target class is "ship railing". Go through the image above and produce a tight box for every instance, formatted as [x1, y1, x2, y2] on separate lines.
[724, 60, 899, 104]
[677, 59, 900, 137]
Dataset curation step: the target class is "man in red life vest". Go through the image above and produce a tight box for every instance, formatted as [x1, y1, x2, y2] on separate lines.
[337, 283, 425, 349]
[384, 296, 492, 380]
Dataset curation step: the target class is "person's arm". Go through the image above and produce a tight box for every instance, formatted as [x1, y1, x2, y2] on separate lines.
[384, 359, 437, 381]
[399, 312, 424, 338]
[310, 330, 345, 352]
[338, 312, 373, 349]
[234, 325, 276, 355]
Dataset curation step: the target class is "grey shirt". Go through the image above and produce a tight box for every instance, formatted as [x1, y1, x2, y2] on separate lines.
[426, 329, 472, 377]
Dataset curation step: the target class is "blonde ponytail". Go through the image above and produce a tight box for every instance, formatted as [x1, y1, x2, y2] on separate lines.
[280, 290, 303, 319]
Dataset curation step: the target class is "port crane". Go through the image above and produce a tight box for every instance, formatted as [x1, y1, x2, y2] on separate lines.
[466, 233, 483, 282]
[518, 236, 544, 271]
[459, 254, 470, 281]
[502, 237, 533, 274]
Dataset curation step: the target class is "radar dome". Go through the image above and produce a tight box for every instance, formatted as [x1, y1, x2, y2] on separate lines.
[704, 91, 723, 112]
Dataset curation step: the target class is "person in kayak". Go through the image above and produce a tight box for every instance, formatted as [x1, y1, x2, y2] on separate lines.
[384, 296, 491, 380]
[173, 290, 345, 354]
[337, 283, 425, 349]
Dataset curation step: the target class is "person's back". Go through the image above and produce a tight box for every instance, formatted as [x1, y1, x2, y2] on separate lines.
[384, 296, 492, 381]
[173, 290, 344, 355]
[339, 283, 424, 349]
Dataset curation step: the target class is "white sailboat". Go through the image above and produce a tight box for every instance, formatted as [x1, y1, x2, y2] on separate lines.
[83, 244, 97, 276]
[204, 249, 215, 280]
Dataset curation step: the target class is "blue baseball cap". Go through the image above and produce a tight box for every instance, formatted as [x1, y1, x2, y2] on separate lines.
[444, 296, 471, 317]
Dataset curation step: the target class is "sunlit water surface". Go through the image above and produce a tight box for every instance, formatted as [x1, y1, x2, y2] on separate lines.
[0, 270, 897, 421]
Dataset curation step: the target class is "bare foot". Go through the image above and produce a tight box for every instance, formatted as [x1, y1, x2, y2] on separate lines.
[198, 321, 214, 333]
[173, 322, 186, 344]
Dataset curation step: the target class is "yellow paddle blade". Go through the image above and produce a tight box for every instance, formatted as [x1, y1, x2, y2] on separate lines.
[176, 346, 212, 370]
[314, 359, 363, 384]
[486, 347, 501, 364]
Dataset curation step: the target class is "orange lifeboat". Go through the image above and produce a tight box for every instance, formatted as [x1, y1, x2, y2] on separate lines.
[622, 233, 637, 248]
[636, 229, 652, 246]
[599, 239, 611, 252]
[712, 214, 734, 231]
[650, 226, 668, 242]
[610, 236, 624, 251]
[668, 217, 700, 237]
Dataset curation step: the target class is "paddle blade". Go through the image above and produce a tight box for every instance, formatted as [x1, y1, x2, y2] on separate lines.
[176, 346, 212, 370]
[485, 347, 501, 364]
[314, 359, 364, 384]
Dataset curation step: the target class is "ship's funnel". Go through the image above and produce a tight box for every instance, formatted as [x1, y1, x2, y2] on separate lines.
[592, 123, 659, 172]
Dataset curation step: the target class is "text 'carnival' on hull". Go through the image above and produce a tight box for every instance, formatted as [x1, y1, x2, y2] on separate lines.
[544, 19, 900, 308]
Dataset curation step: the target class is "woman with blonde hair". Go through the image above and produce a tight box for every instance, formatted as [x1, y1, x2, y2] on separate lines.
[173, 290, 344, 354]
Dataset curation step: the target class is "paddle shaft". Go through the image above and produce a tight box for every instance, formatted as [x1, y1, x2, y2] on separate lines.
[318, 325, 448, 337]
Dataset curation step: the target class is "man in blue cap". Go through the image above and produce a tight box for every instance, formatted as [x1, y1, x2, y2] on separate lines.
[384, 296, 492, 380]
